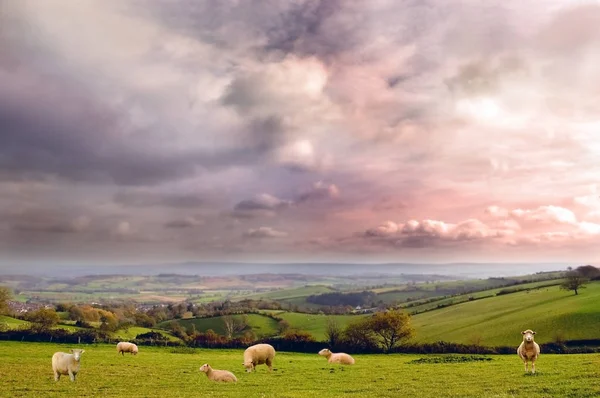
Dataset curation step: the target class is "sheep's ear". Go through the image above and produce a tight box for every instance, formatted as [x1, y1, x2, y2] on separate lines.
[521, 331, 525, 335]
[532, 332, 536, 335]
[70, 349, 74, 353]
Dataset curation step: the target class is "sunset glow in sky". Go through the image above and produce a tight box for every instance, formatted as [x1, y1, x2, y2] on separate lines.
[1, 0, 600, 266]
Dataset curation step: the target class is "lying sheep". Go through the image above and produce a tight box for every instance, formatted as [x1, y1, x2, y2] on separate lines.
[243, 343, 276, 372]
[318, 348, 355, 365]
[199, 363, 238, 383]
[117, 342, 138, 356]
[52, 349, 85, 382]
[517, 329, 540, 373]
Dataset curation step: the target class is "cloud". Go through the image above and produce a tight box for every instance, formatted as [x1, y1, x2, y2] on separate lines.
[364, 217, 502, 247]
[365, 221, 399, 237]
[3, 1, 600, 264]
[10, 214, 91, 234]
[164, 216, 204, 229]
[114, 190, 206, 208]
[510, 205, 577, 225]
[297, 181, 340, 202]
[234, 194, 291, 211]
[243, 226, 288, 238]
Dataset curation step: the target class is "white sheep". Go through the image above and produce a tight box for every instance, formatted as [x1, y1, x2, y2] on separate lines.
[52, 349, 85, 382]
[199, 363, 238, 383]
[117, 342, 138, 356]
[243, 343, 276, 372]
[517, 329, 540, 373]
[318, 348, 355, 365]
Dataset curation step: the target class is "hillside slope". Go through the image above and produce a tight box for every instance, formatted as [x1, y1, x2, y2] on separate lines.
[411, 282, 600, 346]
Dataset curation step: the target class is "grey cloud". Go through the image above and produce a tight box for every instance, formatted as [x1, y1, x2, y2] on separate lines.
[114, 190, 206, 208]
[243, 226, 288, 238]
[234, 194, 291, 211]
[164, 216, 204, 229]
[296, 181, 340, 203]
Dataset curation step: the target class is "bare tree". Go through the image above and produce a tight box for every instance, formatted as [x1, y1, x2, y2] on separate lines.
[325, 317, 342, 347]
[222, 315, 249, 339]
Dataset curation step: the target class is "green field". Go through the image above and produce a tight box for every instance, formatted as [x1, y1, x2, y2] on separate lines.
[1, 342, 600, 397]
[411, 282, 600, 346]
[273, 312, 366, 341]
[231, 285, 337, 301]
[403, 279, 563, 314]
[160, 314, 280, 338]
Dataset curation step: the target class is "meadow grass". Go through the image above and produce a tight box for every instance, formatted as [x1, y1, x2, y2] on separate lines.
[1, 342, 600, 397]
[411, 282, 600, 345]
[161, 314, 280, 337]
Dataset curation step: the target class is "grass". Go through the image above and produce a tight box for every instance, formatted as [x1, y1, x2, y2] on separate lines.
[231, 285, 337, 301]
[273, 312, 366, 341]
[0, 315, 28, 328]
[111, 327, 181, 342]
[403, 279, 563, 314]
[411, 282, 600, 346]
[1, 342, 600, 397]
[161, 314, 280, 338]
[162, 312, 367, 341]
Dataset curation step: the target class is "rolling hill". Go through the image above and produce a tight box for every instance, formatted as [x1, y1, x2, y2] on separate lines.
[410, 282, 600, 346]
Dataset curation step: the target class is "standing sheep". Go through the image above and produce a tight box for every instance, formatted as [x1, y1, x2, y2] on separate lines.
[117, 342, 138, 356]
[52, 349, 85, 382]
[199, 363, 238, 383]
[318, 348, 355, 365]
[517, 329, 540, 373]
[243, 343, 276, 373]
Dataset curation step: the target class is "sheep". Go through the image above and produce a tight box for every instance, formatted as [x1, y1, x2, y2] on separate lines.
[517, 329, 540, 373]
[243, 343, 276, 373]
[117, 342, 138, 356]
[318, 348, 355, 365]
[52, 349, 85, 382]
[199, 363, 238, 383]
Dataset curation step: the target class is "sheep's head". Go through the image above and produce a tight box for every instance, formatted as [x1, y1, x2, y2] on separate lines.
[521, 329, 536, 342]
[70, 349, 85, 361]
[243, 361, 253, 372]
[199, 363, 210, 373]
[318, 348, 331, 357]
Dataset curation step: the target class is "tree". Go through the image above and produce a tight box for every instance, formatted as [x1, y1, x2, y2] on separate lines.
[365, 310, 414, 353]
[576, 265, 600, 280]
[0, 287, 12, 315]
[560, 270, 589, 295]
[277, 319, 291, 334]
[325, 317, 342, 347]
[25, 308, 60, 331]
[342, 319, 377, 351]
[222, 315, 248, 339]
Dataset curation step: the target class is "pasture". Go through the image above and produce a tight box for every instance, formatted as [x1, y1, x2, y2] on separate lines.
[412, 282, 600, 345]
[1, 342, 600, 397]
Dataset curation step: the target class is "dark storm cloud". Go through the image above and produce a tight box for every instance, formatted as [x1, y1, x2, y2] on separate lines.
[0, 71, 279, 185]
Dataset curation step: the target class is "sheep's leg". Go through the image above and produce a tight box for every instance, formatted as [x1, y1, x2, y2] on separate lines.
[523, 360, 528, 373]
[266, 359, 273, 372]
[531, 360, 536, 374]
[68, 370, 75, 382]
[54, 372, 60, 382]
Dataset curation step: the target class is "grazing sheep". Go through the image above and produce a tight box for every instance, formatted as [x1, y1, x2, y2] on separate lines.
[517, 329, 540, 373]
[52, 349, 85, 382]
[318, 348, 355, 365]
[199, 363, 238, 383]
[243, 343, 276, 373]
[117, 342, 138, 356]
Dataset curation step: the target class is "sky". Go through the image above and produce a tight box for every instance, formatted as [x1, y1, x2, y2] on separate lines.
[1, 0, 600, 267]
